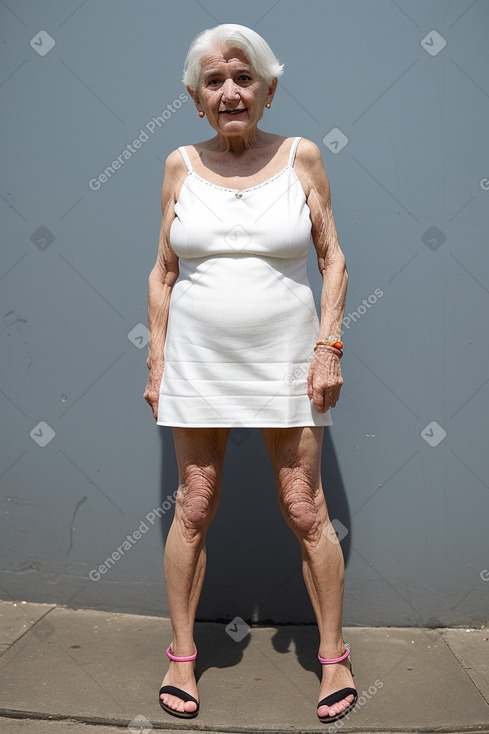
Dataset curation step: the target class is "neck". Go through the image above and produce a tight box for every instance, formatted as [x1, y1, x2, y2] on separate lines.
[215, 128, 264, 155]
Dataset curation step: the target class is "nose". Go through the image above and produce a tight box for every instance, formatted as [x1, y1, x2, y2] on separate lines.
[221, 78, 240, 103]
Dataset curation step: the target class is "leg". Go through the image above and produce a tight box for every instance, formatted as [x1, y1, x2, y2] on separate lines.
[261, 426, 355, 720]
[160, 426, 229, 715]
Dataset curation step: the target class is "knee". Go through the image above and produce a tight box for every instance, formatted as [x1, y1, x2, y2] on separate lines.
[281, 471, 322, 542]
[176, 468, 218, 540]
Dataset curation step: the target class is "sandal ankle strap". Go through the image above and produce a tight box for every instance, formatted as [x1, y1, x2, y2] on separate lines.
[166, 645, 197, 662]
[318, 643, 350, 665]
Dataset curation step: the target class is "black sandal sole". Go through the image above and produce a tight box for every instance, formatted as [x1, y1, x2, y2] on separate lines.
[317, 687, 358, 724]
[158, 685, 200, 719]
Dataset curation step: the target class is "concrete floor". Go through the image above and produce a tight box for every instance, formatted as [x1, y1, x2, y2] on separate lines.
[0, 601, 488, 733]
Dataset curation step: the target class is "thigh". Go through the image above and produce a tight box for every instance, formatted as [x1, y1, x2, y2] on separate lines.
[262, 427, 327, 535]
[171, 428, 230, 532]
[261, 426, 324, 493]
[172, 427, 230, 488]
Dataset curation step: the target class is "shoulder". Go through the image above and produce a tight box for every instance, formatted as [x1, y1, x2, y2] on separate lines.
[164, 148, 186, 175]
[161, 148, 189, 188]
[295, 137, 323, 165]
[296, 138, 324, 169]
[158, 149, 189, 214]
[294, 138, 330, 200]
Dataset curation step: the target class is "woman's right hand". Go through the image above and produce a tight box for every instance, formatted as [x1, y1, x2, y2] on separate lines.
[143, 361, 164, 420]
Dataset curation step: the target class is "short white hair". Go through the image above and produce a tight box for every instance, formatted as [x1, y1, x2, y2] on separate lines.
[183, 23, 284, 91]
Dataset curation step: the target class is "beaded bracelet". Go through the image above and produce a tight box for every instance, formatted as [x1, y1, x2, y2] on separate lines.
[316, 340, 343, 350]
[314, 343, 343, 359]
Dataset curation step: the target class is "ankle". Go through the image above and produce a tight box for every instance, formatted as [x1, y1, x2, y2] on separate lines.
[318, 639, 347, 660]
[167, 641, 197, 660]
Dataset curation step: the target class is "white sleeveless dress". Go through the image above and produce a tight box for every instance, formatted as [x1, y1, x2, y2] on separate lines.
[157, 136, 332, 428]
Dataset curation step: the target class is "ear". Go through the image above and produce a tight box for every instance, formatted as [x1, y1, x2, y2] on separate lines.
[266, 77, 278, 106]
[187, 86, 203, 115]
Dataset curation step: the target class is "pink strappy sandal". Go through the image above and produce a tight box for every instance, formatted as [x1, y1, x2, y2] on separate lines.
[317, 643, 358, 723]
[158, 645, 199, 719]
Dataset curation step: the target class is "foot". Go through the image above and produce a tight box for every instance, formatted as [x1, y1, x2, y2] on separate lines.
[317, 657, 356, 720]
[160, 659, 199, 716]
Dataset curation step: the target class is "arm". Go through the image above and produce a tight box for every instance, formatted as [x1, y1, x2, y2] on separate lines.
[296, 139, 348, 413]
[143, 151, 182, 419]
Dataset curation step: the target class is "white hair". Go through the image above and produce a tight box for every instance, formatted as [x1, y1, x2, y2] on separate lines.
[182, 23, 284, 91]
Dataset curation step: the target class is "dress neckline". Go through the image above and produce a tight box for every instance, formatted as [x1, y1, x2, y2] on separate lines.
[187, 164, 294, 194]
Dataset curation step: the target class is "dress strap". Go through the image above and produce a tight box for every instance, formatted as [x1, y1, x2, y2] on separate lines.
[287, 136, 302, 167]
[178, 146, 193, 172]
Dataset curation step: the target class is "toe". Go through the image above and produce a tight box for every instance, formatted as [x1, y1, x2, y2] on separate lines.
[161, 693, 181, 712]
[318, 693, 355, 719]
[160, 692, 197, 714]
[317, 703, 332, 718]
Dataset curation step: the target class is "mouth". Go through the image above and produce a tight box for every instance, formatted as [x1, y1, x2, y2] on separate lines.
[220, 108, 247, 116]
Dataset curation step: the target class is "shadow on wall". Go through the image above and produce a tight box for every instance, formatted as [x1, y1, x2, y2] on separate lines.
[158, 426, 351, 625]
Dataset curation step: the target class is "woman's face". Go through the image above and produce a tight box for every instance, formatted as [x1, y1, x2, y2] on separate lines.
[190, 46, 276, 137]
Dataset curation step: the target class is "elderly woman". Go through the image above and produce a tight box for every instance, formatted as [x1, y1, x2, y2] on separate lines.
[144, 23, 356, 725]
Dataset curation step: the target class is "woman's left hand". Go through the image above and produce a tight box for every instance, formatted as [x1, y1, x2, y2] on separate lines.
[307, 348, 343, 412]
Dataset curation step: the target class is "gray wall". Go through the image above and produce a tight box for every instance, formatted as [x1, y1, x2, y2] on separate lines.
[1, 0, 488, 627]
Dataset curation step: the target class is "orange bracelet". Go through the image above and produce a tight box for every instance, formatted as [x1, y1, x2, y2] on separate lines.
[315, 340, 343, 350]
[314, 343, 343, 358]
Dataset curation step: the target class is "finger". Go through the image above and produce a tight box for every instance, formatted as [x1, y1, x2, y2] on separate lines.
[312, 389, 325, 413]
[326, 389, 337, 409]
[334, 380, 343, 402]
[144, 391, 159, 419]
[323, 395, 333, 411]
[325, 389, 337, 411]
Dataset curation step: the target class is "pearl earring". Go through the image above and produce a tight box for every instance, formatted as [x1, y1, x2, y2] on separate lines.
[198, 111, 205, 118]
[266, 103, 271, 109]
